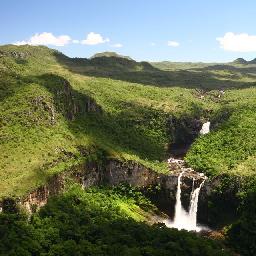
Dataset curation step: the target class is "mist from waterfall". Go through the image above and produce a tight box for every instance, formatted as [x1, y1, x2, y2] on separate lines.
[164, 172, 206, 231]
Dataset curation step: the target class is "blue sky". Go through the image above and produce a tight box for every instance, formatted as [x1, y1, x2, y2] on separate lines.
[1, 0, 256, 62]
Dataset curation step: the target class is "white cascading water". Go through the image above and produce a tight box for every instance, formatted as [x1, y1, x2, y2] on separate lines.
[172, 171, 187, 229]
[190, 178, 195, 202]
[200, 121, 210, 135]
[188, 180, 205, 228]
[164, 171, 206, 231]
[165, 120, 210, 232]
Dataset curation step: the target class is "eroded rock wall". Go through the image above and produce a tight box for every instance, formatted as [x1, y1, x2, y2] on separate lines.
[1, 157, 234, 229]
[198, 175, 241, 227]
[22, 175, 65, 213]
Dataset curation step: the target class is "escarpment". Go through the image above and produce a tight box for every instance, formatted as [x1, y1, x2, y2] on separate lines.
[37, 74, 102, 121]
[1, 157, 233, 229]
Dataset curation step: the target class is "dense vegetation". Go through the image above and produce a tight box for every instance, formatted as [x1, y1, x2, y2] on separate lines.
[0, 185, 231, 256]
[185, 92, 256, 176]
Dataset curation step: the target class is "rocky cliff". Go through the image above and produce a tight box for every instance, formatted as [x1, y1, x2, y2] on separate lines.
[0, 158, 203, 218]
[0, 156, 239, 229]
[198, 174, 241, 227]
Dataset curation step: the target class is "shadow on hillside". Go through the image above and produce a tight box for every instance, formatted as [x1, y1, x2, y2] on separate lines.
[29, 73, 169, 161]
[192, 64, 256, 80]
[193, 64, 256, 73]
[54, 53, 256, 90]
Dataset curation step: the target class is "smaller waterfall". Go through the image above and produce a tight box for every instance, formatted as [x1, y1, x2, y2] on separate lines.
[200, 121, 210, 135]
[164, 171, 206, 231]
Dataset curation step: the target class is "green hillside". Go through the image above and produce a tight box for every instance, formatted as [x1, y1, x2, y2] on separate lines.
[90, 51, 133, 60]
[1, 45, 256, 255]
[185, 87, 256, 176]
[1, 45, 256, 197]
[0, 44, 216, 198]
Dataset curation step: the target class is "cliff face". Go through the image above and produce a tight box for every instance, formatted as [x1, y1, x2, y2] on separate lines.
[0, 159, 202, 218]
[0, 175, 65, 214]
[198, 175, 241, 227]
[0, 159, 174, 214]
[33, 74, 102, 125]
[104, 160, 159, 186]
[0, 157, 239, 229]
[22, 175, 65, 213]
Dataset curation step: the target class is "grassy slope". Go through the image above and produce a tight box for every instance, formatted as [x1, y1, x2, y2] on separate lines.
[151, 61, 256, 89]
[0, 45, 216, 198]
[1, 44, 256, 199]
[150, 60, 256, 179]
[185, 87, 256, 177]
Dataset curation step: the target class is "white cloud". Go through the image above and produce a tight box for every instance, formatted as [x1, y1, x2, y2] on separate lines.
[14, 40, 28, 46]
[72, 39, 80, 44]
[167, 41, 180, 47]
[81, 32, 110, 45]
[14, 32, 71, 46]
[217, 32, 256, 52]
[111, 43, 123, 48]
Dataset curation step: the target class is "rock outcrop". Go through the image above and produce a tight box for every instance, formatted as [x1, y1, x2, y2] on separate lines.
[0, 157, 205, 220]
[21, 174, 65, 213]
[1, 156, 234, 229]
[34, 75, 102, 124]
[198, 174, 241, 227]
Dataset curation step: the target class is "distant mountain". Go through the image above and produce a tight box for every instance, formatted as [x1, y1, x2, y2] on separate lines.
[232, 58, 247, 64]
[90, 51, 133, 60]
[88, 51, 155, 72]
[249, 58, 256, 64]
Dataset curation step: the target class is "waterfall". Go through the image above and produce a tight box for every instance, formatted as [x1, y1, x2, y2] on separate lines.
[200, 121, 210, 135]
[164, 171, 206, 231]
[190, 178, 195, 202]
[172, 171, 188, 229]
[188, 180, 205, 228]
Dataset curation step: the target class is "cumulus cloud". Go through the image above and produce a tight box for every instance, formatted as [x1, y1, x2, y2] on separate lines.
[14, 32, 71, 46]
[111, 43, 123, 48]
[167, 41, 180, 47]
[13, 31, 112, 47]
[81, 32, 110, 45]
[217, 32, 256, 52]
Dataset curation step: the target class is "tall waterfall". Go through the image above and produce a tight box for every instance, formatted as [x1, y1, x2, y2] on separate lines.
[164, 171, 206, 231]
[173, 171, 188, 229]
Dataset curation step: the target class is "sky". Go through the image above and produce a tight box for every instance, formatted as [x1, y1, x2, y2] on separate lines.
[1, 0, 256, 62]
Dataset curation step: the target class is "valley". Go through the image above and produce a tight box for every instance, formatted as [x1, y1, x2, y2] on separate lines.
[1, 45, 256, 255]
